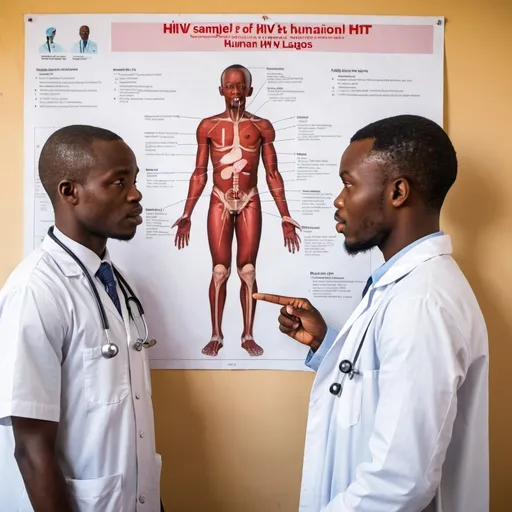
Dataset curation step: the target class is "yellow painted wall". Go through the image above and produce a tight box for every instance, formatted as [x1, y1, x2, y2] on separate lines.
[1, 1, 511, 510]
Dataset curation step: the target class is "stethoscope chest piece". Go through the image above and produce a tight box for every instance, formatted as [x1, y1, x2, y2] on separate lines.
[329, 358, 359, 396]
[329, 382, 343, 396]
[102, 343, 119, 358]
[339, 359, 353, 375]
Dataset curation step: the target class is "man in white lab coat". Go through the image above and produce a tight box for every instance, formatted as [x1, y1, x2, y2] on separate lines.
[71, 25, 98, 54]
[255, 114, 489, 511]
[0, 125, 164, 511]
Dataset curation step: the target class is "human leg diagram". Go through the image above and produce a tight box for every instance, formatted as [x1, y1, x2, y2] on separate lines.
[235, 194, 263, 356]
[202, 189, 264, 357]
[202, 194, 235, 357]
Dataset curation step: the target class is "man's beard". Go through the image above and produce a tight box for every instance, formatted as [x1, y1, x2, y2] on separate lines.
[344, 231, 386, 255]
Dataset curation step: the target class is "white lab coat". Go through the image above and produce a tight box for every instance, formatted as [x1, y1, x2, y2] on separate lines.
[0, 228, 161, 511]
[300, 234, 489, 511]
[72, 39, 98, 53]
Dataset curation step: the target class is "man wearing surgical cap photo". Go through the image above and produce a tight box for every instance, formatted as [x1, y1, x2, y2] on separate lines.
[39, 27, 65, 54]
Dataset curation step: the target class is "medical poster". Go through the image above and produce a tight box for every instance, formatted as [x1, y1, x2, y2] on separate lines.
[23, 14, 444, 370]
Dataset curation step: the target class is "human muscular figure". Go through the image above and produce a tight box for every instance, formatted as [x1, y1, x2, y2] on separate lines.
[172, 64, 301, 357]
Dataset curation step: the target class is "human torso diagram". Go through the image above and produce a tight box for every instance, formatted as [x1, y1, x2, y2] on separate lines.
[208, 113, 262, 215]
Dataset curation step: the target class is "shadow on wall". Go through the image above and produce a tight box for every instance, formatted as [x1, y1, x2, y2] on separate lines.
[443, 54, 512, 507]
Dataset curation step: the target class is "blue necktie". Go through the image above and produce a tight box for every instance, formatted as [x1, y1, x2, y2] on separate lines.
[96, 262, 122, 317]
[362, 277, 372, 298]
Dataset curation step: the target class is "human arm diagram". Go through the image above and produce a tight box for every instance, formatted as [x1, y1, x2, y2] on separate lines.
[259, 119, 301, 254]
[172, 120, 210, 249]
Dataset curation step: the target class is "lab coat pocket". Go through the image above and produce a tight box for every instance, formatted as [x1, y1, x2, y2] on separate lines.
[337, 377, 363, 429]
[83, 346, 130, 405]
[66, 473, 123, 512]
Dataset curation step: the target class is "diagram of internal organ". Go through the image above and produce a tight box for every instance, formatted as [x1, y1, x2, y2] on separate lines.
[212, 117, 259, 214]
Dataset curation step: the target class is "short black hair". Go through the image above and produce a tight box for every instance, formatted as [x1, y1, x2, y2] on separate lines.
[38, 125, 122, 203]
[351, 114, 457, 210]
[220, 64, 252, 87]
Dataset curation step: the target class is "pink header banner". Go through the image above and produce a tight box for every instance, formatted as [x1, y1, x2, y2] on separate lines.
[111, 22, 434, 54]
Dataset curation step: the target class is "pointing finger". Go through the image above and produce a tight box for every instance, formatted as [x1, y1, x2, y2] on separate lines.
[253, 293, 295, 306]
[253, 293, 312, 310]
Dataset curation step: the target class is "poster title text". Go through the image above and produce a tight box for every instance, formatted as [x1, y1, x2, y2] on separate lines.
[162, 23, 373, 36]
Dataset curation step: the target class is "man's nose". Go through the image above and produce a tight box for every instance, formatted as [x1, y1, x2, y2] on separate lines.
[128, 184, 143, 202]
[333, 191, 344, 209]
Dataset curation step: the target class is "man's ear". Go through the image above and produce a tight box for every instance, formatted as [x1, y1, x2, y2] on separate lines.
[390, 177, 410, 207]
[247, 86, 254, 97]
[57, 180, 79, 205]
[219, 85, 224, 97]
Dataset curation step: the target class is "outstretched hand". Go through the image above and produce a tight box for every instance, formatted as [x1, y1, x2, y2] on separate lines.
[171, 215, 191, 250]
[253, 293, 327, 352]
[282, 216, 302, 254]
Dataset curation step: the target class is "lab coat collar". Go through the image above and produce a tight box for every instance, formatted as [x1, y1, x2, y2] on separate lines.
[373, 233, 452, 290]
[42, 226, 113, 279]
[324, 234, 453, 360]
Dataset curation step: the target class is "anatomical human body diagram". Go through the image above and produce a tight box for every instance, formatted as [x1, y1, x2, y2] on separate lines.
[172, 64, 301, 358]
[24, 14, 445, 369]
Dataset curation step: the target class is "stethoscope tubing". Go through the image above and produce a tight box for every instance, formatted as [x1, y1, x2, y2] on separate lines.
[48, 226, 110, 331]
[47, 226, 149, 357]
[329, 303, 381, 397]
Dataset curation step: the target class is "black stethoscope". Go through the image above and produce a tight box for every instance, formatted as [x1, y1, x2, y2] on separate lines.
[329, 329, 366, 396]
[328, 269, 411, 396]
[329, 307, 377, 397]
[48, 226, 157, 359]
